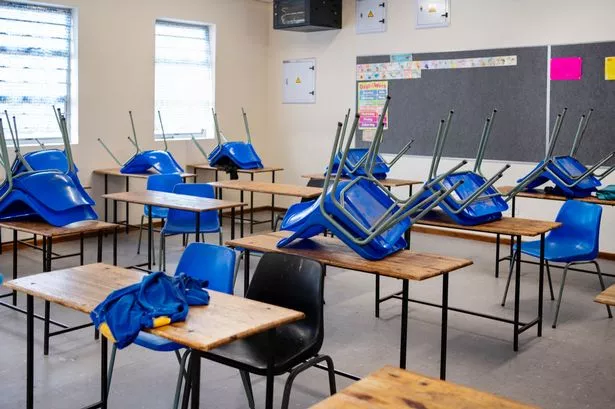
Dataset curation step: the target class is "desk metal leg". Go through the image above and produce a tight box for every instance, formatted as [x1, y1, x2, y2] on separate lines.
[190, 350, 201, 409]
[104, 175, 108, 222]
[271, 171, 276, 230]
[100, 336, 108, 409]
[195, 213, 201, 243]
[43, 237, 52, 356]
[12, 229, 17, 305]
[113, 228, 118, 266]
[513, 235, 521, 352]
[80, 233, 85, 265]
[400, 279, 409, 369]
[250, 174, 254, 234]
[440, 273, 449, 380]
[147, 206, 153, 270]
[374, 274, 380, 318]
[231, 207, 236, 240]
[265, 328, 276, 409]
[26, 294, 34, 409]
[244, 249, 251, 296]
[538, 233, 545, 337]
[125, 177, 130, 234]
[240, 192, 244, 238]
[97, 231, 103, 262]
[495, 234, 500, 278]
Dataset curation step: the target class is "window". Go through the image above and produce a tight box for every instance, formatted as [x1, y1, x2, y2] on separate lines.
[154, 20, 214, 141]
[0, 1, 74, 145]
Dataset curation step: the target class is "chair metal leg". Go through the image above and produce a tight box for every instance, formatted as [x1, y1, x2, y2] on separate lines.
[233, 251, 244, 287]
[281, 355, 337, 409]
[159, 234, 165, 272]
[137, 215, 144, 254]
[552, 263, 570, 328]
[173, 349, 191, 409]
[218, 230, 223, 246]
[239, 370, 255, 409]
[592, 261, 613, 319]
[501, 251, 517, 306]
[107, 344, 118, 399]
[546, 261, 555, 301]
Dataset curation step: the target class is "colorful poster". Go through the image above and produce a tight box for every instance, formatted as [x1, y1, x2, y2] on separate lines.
[551, 57, 583, 80]
[418, 55, 518, 70]
[358, 81, 388, 131]
[357, 61, 421, 81]
[605, 57, 615, 80]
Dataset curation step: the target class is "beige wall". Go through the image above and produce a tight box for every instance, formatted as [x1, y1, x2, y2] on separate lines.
[265, 0, 615, 251]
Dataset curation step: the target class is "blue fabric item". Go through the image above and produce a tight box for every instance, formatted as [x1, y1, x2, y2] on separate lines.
[596, 185, 615, 200]
[516, 200, 601, 263]
[90, 271, 209, 349]
[207, 142, 263, 169]
[162, 184, 220, 235]
[278, 179, 408, 260]
[518, 156, 601, 198]
[143, 174, 182, 219]
[328, 149, 389, 180]
[418, 171, 507, 226]
[0, 171, 98, 226]
[121, 150, 184, 174]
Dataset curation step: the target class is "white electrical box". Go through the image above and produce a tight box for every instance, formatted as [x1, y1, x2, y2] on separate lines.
[282, 58, 316, 104]
[416, 0, 450, 29]
[356, 0, 387, 34]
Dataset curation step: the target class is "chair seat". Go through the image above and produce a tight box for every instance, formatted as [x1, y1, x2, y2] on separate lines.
[162, 221, 220, 235]
[144, 205, 169, 219]
[519, 240, 596, 263]
[203, 324, 319, 376]
[134, 331, 183, 352]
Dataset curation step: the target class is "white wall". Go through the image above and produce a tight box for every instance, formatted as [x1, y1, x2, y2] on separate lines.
[265, 0, 615, 252]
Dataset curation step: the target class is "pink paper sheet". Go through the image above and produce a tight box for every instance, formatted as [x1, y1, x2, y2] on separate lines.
[551, 57, 583, 80]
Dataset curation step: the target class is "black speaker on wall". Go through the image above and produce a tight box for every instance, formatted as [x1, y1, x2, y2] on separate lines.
[273, 0, 342, 32]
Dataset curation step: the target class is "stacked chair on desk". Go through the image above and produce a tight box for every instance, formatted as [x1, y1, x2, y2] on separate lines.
[278, 98, 463, 260]
[0, 111, 97, 226]
[518, 108, 615, 198]
[97, 110, 184, 175]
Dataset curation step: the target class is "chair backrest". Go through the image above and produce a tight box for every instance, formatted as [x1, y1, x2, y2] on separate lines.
[174, 242, 236, 294]
[147, 173, 182, 192]
[167, 183, 219, 230]
[549, 200, 602, 258]
[247, 253, 325, 350]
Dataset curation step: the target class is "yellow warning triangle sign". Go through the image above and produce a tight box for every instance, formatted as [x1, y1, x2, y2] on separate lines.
[295, 77, 301, 84]
[368, 10, 374, 18]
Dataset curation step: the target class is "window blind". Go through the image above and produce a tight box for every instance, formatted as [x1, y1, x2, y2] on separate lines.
[154, 20, 214, 140]
[0, 1, 72, 143]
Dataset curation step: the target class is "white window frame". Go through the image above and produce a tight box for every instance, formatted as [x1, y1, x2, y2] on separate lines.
[0, 0, 78, 146]
[154, 19, 216, 142]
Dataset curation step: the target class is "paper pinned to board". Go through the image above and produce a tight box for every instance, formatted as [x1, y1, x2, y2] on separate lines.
[551, 57, 583, 80]
[357, 81, 389, 131]
[605, 57, 615, 80]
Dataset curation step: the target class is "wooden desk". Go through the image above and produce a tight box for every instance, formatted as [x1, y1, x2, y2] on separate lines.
[102, 191, 245, 270]
[189, 164, 284, 233]
[210, 180, 322, 234]
[3, 263, 303, 409]
[595, 284, 615, 306]
[93, 168, 197, 233]
[312, 365, 538, 409]
[302, 173, 422, 194]
[414, 211, 561, 351]
[0, 220, 119, 355]
[227, 231, 473, 380]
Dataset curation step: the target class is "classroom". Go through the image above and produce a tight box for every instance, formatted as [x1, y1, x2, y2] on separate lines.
[0, 0, 614, 408]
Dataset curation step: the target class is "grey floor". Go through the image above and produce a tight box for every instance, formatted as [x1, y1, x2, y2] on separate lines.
[1, 220, 614, 409]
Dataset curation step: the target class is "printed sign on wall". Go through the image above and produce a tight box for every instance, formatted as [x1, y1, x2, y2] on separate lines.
[358, 81, 388, 131]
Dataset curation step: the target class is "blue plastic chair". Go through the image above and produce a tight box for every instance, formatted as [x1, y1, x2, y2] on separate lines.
[159, 183, 222, 270]
[120, 150, 184, 174]
[137, 174, 182, 255]
[207, 141, 264, 169]
[106, 243, 239, 409]
[501, 201, 612, 328]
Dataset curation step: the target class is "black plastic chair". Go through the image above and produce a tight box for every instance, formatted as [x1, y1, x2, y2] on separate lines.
[201, 252, 336, 409]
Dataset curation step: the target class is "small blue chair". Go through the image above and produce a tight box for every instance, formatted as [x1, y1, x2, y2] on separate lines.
[106, 243, 242, 409]
[137, 174, 182, 255]
[501, 200, 612, 328]
[159, 183, 222, 270]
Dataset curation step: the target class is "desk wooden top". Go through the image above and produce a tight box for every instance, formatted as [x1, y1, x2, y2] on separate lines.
[226, 231, 471, 281]
[311, 365, 538, 409]
[3, 263, 304, 352]
[93, 168, 195, 179]
[302, 173, 422, 188]
[595, 284, 615, 307]
[102, 191, 245, 212]
[0, 220, 118, 237]
[189, 163, 284, 174]
[209, 180, 322, 199]
[415, 211, 561, 237]
[499, 186, 615, 206]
